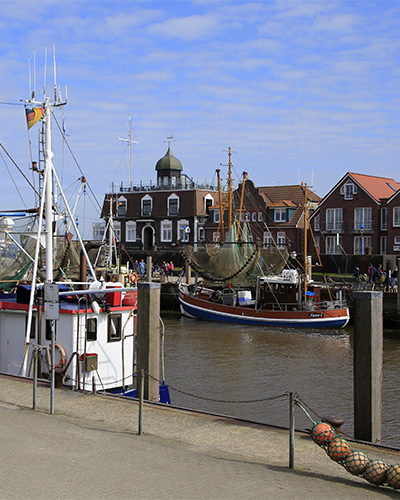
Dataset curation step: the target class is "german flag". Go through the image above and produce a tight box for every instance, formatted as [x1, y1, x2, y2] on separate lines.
[25, 107, 44, 130]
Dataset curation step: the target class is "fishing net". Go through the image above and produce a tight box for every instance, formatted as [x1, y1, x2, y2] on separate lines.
[311, 421, 400, 488]
[183, 221, 288, 284]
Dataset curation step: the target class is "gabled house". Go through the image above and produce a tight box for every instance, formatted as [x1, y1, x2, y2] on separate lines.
[310, 172, 400, 259]
[259, 185, 320, 255]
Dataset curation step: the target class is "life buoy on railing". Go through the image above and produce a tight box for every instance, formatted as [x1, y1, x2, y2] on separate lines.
[130, 272, 138, 284]
[49, 343, 67, 370]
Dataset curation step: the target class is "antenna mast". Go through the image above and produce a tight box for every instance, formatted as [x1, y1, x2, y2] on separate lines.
[119, 114, 138, 187]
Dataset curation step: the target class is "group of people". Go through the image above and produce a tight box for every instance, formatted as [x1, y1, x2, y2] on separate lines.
[354, 263, 398, 290]
[132, 259, 175, 280]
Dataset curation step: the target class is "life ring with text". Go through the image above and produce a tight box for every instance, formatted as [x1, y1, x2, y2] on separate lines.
[49, 343, 67, 370]
[130, 272, 138, 284]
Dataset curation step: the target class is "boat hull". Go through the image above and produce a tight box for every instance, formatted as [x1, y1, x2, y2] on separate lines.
[179, 285, 349, 329]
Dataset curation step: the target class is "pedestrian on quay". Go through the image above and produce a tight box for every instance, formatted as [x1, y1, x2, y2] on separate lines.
[163, 261, 170, 281]
[139, 259, 145, 278]
[169, 261, 174, 277]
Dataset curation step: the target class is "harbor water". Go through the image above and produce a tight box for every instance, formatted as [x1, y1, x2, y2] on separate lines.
[162, 315, 400, 448]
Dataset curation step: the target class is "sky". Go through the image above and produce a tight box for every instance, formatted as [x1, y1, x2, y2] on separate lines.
[1, 0, 400, 237]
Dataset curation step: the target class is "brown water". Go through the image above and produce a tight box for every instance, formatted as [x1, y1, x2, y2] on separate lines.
[162, 315, 400, 448]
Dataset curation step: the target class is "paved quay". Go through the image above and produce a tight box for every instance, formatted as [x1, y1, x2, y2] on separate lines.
[0, 375, 399, 500]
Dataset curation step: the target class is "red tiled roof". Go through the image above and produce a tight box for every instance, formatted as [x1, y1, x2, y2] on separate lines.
[349, 172, 400, 201]
[258, 185, 320, 206]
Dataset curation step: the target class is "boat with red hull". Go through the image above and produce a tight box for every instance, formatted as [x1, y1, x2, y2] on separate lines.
[179, 271, 350, 329]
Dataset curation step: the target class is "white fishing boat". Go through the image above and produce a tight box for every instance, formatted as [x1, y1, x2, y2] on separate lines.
[0, 49, 169, 402]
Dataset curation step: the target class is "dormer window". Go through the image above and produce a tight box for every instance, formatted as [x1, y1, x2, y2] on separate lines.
[274, 208, 286, 223]
[168, 194, 179, 216]
[340, 181, 357, 200]
[141, 195, 152, 216]
[117, 196, 127, 216]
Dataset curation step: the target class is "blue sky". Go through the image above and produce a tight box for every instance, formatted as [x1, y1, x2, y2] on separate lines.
[1, 0, 400, 237]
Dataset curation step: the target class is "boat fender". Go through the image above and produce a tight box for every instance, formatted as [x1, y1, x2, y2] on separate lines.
[49, 343, 67, 370]
[130, 272, 138, 284]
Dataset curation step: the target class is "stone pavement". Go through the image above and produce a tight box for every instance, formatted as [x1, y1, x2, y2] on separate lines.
[0, 374, 399, 500]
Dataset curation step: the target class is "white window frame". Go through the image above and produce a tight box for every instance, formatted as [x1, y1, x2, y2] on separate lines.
[117, 196, 127, 216]
[380, 236, 387, 255]
[314, 213, 320, 232]
[161, 220, 172, 242]
[393, 207, 400, 227]
[113, 221, 121, 241]
[394, 236, 400, 245]
[354, 207, 372, 231]
[274, 208, 286, 223]
[258, 212, 263, 222]
[340, 181, 357, 200]
[198, 227, 205, 241]
[167, 193, 179, 216]
[354, 235, 372, 255]
[277, 231, 286, 249]
[92, 222, 105, 241]
[252, 212, 257, 222]
[204, 194, 214, 212]
[125, 221, 136, 242]
[326, 208, 342, 231]
[326, 235, 342, 254]
[141, 195, 153, 216]
[213, 210, 220, 223]
[263, 231, 273, 248]
[178, 219, 190, 242]
[381, 207, 387, 231]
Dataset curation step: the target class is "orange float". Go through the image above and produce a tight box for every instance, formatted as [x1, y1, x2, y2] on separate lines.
[364, 459, 388, 485]
[326, 437, 351, 462]
[387, 464, 400, 489]
[343, 450, 369, 475]
[311, 422, 335, 446]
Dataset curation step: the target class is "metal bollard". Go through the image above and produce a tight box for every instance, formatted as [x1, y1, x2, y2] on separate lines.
[289, 392, 295, 469]
[32, 348, 38, 410]
[138, 369, 144, 435]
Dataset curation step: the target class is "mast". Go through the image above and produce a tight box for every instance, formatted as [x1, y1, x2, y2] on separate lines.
[227, 147, 233, 230]
[216, 169, 225, 242]
[303, 182, 308, 303]
[237, 172, 247, 242]
[44, 98, 54, 281]
[119, 114, 138, 187]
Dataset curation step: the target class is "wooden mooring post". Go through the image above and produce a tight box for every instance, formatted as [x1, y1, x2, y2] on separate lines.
[353, 291, 383, 443]
[136, 282, 161, 403]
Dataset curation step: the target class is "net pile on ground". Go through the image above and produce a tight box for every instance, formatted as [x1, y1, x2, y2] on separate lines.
[311, 421, 400, 489]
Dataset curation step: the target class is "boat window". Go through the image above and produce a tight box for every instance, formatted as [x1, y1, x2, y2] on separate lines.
[108, 314, 122, 342]
[86, 318, 97, 342]
[26, 316, 36, 340]
[45, 319, 57, 341]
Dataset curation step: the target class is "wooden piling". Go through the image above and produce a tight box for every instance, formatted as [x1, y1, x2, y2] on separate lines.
[136, 282, 161, 402]
[353, 291, 383, 443]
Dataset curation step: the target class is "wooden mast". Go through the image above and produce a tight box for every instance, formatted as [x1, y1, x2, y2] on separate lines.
[227, 147, 233, 230]
[216, 169, 225, 242]
[237, 172, 247, 242]
[303, 182, 308, 303]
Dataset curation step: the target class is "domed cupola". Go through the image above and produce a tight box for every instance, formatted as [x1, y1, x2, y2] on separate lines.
[155, 145, 183, 188]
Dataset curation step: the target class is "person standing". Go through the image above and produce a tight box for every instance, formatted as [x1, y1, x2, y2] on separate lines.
[169, 261, 174, 277]
[139, 259, 145, 278]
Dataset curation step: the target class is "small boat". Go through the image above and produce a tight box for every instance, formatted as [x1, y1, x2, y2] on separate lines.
[179, 270, 349, 329]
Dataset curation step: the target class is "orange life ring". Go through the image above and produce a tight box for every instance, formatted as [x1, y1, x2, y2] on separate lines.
[49, 343, 67, 370]
[130, 272, 138, 284]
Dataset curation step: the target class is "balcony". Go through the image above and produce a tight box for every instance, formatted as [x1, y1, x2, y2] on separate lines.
[320, 221, 345, 233]
[351, 221, 374, 233]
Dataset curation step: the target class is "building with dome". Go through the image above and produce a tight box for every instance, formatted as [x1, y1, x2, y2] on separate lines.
[99, 145, 221, 264]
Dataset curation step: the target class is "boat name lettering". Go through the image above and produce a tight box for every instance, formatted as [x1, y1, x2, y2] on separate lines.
[309, 312, 324, 318]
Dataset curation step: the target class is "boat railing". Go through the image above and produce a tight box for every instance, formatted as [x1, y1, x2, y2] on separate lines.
[258, 300, 347, 312]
